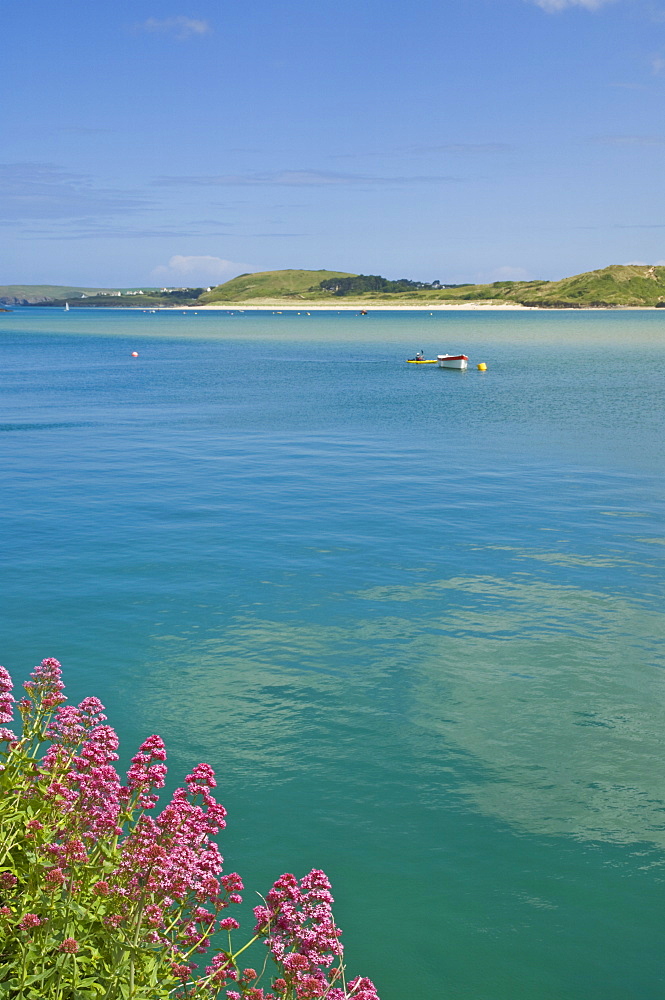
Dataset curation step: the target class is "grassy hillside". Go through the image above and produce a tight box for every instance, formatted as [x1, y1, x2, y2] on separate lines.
[7, 265, 665, 308]
[352, 265, 665, 306]
[199, 269, 356, 303]
[200, 265, 665, 307]
[515, 264, 665, 307]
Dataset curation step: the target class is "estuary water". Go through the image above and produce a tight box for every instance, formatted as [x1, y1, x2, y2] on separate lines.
[1, 307, 664, 999]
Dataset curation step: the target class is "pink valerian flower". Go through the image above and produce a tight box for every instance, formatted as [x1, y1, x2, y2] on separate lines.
[0, 666, 15, 723]
[45, 699, 111, 752]
[0, 727, 17, 743]
[179, 917, 213, 950]
[186, 762, 216, 791]
[171, 963, 193, 982]
[253, 870, 344, 997]
[0, 872, 18, 889]
[220, 917, 239, 930]
[46, 837, 88, 867]
[59, 937, 79, 953]
[40, 720, 123, 839]
[205, 952, 235, 984]
[109, 775, 227, 911]
[145, 904, 165, 927]
[43, 780, 77, 805]
[125, 735, 168, 808]
[254, 869, 341, 960]
[23, 658, 66, 709]
[44, 867, 66, 889]
[221, 873, 244, 890]
[328, 978, 381, 1000]
[18, 913, 42, 930]
[45, 705, 85, 745]
[221, 872, 243, 905]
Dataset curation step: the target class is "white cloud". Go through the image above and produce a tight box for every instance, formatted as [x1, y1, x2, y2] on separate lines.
[150, 255, 248, 286]
[136, 17, 211, 40]
[532, 0, 615, 11]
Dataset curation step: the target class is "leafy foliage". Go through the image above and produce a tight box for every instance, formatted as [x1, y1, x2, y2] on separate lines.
[316, 276, 442, 295]
[0, 660, 379, 1000]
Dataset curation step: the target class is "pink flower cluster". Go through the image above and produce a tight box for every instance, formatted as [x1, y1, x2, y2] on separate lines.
[23, 657, 66, 710]
[0, 661, 381, 999]
[114, 781, 225, 907]
[126, 734, 168, 809]
[40, 702, 124, 839]
[253, 870, 346, 998]
[0, 666, 14, 723]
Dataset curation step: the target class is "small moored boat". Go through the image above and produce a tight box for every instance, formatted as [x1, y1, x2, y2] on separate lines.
[437, 354, 468, 370]
[406, 358, 438, 364]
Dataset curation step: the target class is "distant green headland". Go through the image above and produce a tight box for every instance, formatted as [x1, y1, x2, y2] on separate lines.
[4, 264, 665, 309]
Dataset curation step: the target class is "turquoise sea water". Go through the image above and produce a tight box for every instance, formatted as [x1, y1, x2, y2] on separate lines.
[1, 307, 664, 999]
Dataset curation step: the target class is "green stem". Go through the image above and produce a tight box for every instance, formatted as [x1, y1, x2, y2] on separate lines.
[129, 900, 145, 999]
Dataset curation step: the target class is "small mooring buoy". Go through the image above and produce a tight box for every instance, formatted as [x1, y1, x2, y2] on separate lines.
[477, 362, 487, 371]
[131, 352, 139, 357]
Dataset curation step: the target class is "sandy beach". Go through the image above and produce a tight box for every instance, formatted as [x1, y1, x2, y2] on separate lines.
[173, 300, 536, 311]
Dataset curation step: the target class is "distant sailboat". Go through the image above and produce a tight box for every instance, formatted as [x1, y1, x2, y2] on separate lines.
[64, 302, 70, 311]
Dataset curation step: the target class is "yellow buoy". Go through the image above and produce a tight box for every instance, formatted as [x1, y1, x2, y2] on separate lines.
[477, 362, 487, 371]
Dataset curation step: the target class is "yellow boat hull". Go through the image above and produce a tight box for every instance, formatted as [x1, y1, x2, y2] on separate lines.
[406, 359, 438, 364]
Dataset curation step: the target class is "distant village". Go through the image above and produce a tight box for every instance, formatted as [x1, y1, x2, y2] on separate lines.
[78, 287, 213, 298]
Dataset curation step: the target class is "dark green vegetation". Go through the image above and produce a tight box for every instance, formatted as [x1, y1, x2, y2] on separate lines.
[318, 275, 445, 295]
[6, 265, 665, 308]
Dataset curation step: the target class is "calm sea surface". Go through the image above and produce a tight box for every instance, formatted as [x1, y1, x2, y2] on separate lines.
[1, 307, 664, 999]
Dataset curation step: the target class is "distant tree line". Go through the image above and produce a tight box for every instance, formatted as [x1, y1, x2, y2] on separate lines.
[315, 275, 461, 295]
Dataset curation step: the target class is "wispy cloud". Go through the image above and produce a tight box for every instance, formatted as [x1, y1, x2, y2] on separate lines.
[151, 255, 248, 285]
[0, 163, 149, 221]
[591, 134, 665, 146]
[531, 0, 616, 11]
[16, 223, 233, 241]
[134, 17, 211, 40]
[407, 142, 512, 154]
[154, 169, 458, 187]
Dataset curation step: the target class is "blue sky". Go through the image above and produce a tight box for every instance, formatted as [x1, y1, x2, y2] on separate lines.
[2, 0, 665, 286]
